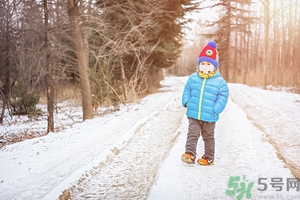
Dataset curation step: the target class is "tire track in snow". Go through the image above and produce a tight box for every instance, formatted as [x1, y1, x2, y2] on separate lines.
[36, 77, 186, 200]
[68, 93, 186, 199]
[228, 84, 300, 179]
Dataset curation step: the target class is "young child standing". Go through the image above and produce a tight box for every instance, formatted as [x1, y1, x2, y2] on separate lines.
[181, 40, 229, 165]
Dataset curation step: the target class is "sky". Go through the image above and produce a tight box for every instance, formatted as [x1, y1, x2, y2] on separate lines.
[0, 76, 300, 200]
[183, 0, 220, 44]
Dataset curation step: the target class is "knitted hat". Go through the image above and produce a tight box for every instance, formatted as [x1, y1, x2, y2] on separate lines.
[197, 41, 219, 68]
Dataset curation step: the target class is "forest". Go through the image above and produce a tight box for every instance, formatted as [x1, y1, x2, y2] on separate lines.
[177, 0, 300, 90]
[1, 0, 299, 133]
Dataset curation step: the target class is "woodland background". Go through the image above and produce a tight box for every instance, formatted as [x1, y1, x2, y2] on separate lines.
[1, 0, 300, 135]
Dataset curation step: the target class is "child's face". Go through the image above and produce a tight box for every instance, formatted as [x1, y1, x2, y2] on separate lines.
[199, 61, 214, 66]
[198, 61, 216, 74]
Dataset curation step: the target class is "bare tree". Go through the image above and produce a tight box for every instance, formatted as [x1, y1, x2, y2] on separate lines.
[67, 0, 93, 120]
[43, 0, 55, 132]
[0, 1, 19, 124]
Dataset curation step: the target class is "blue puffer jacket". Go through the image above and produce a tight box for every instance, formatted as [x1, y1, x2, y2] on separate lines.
[182, 71, 229, 122]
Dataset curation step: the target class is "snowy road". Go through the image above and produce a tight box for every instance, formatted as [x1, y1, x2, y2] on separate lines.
[68, 79, 300, 199]
[229, 84, 300, 178]
[1, 77, 300, 200]
[148, 98, 299, 199]
[69, 89, 185, 199]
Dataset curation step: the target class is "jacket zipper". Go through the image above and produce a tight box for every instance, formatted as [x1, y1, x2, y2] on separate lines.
[198, 78, 207, 120]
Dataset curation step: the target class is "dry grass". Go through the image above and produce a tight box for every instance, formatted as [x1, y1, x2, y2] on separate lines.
[39, 84, 82, 106]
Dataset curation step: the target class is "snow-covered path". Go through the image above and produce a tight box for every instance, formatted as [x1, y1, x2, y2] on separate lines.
[0, 77, 300, 200]
[68, 85, 185, 199]
[0, 77, 186, 199]
[229, 84, 300, 178]
[148, 98, 299, 199]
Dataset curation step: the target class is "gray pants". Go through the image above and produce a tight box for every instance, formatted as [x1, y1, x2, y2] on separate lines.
[185, 117, 216, 159]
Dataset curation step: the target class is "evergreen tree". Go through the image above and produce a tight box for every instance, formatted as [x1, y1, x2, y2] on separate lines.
[94, 0, 198, 99]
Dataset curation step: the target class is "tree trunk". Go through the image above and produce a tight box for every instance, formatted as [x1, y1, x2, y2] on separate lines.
[0, 19, 10, 124]
[119, 56, 127, 101]
[262, 0, 270, 88]
[43, 0, 54, 133]
[67, 0, 93, 120]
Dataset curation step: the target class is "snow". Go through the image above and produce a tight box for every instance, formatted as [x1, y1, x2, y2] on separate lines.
[0, 76, 300, 200]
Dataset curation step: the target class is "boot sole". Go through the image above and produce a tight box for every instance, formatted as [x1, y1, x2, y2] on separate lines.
[197, 160, 214, 166]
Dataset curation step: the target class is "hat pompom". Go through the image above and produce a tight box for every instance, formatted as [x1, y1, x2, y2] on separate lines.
[207, 41, 217, 49]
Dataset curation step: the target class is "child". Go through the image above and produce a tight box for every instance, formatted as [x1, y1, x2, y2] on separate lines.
[181, 40, 229, 165]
